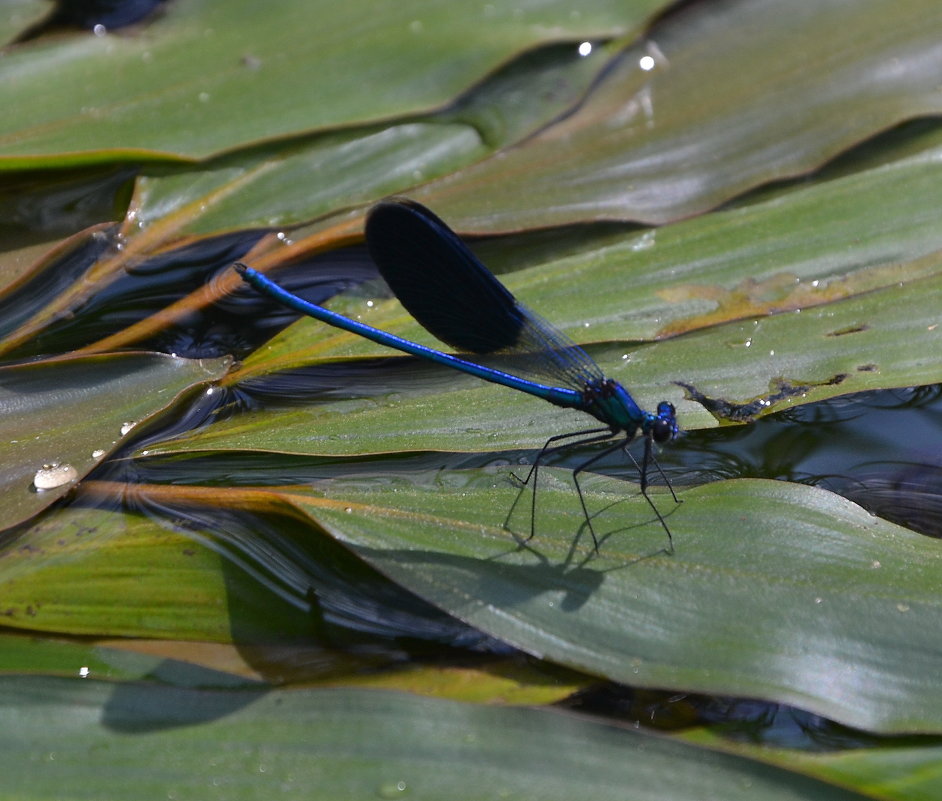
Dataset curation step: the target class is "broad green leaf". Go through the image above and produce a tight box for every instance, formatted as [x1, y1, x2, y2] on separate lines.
[0, 632, 263, 688]
[150, 153, 942, 458]
[412, 0, 942, 227]
[237, 131, 942, 360]
[649, 272, 942, 421]
[0, 678, 872, 801]
[0, 0, 668, 166]
[0, 0, 46, 47]
[0, 39, 620, 356]
[0, 632, 154, 680]
[0, 352, 229, 528]
[179, 475, 942, 734]
[131, 123, 487, 239]
[0, 486, 499, 652]
[680, 729, 942, 801]
[146, 257, 942, 456]
[154, 348, 688, 455]
[0, 630, 582, 703]
[785, 743, 942, 801]
[126, 39, 617, 238]
[153, 272, 942, 454]
[0, 503, 314, 641]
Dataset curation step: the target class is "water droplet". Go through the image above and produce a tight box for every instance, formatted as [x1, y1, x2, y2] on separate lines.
[871, 560, 881, 569]
[897, 603, 910, 613]
[91, 449, 105, 459]
[630, 230, 656, 251]
[639, 55, 655, 71]
[33, 463, 78, 491]
[78, 666, 90, 678]
[344, 507, 353, 514]
[93, 23, 106, 37]
[577, 41, 592, 57]
[120, 421, 136, 436]
[377, 780, 408, 798]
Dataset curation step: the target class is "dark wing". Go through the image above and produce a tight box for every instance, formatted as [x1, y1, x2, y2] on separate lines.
[365, 199, 604, 391]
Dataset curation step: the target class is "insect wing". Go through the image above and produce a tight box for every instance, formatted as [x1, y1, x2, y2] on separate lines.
[365, 199, 603, 391]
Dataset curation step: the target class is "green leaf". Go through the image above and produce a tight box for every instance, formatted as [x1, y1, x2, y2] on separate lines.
[0, 42, 618, 354]
[149, 138, 942, 459]
[0, 353, 229, 528]
[240, 475, 939, 734]
[147, 255, 942, 454]
[131, 123, 487, 238]
[680, 729, 942, 801]
[0, 631, 266, 688]
[0, 0, 47, 47]
[0, 0, 668, 166]
[127, 40, 619, 237]
[0, 502, 317, 641]
[0, 678, 873, 801]
[412, 0, 942, 227]
[784, 743, 942, 801]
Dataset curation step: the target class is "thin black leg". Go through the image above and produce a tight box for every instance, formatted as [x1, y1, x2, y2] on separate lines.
[571, 437, 634, 551]
[505, 427, 678, 555]
[625, 435, 675, 554]
[648, 450, 681, 505]
[503, 427, 613, 540]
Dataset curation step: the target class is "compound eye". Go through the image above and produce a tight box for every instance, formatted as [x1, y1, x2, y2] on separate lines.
[656, 401, 676, 418]
[652, 417, 675, 443]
